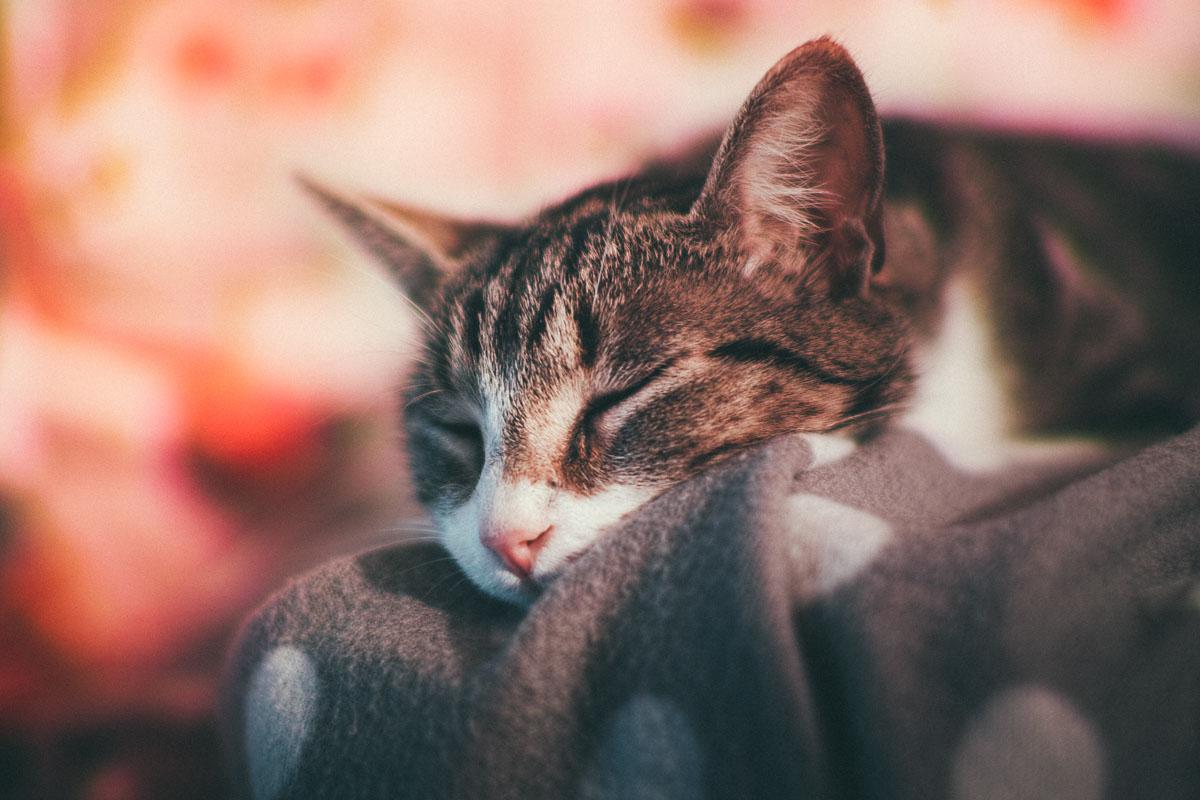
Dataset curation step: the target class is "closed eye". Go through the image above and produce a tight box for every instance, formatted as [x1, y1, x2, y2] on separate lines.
[429, 417, 482, 443]
[407, 390, 482, 441]
[579, 356, 679, 432]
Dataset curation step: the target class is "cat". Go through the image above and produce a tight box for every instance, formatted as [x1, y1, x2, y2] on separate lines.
[302, 37, 1200, 604]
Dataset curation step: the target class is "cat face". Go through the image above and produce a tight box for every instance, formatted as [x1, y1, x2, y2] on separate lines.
[306, 37, 914, 603]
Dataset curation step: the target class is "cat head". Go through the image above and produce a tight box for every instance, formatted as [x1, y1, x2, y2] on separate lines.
[306, 38, 912, 603]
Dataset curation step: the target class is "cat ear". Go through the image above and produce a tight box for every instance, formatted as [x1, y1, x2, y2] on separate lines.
[691, 37, 885, 297]
[297, 175, 509, 306]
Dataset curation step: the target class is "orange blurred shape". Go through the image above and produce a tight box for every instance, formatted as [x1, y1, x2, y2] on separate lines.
[1033, 0, 1126, 24]
[4, 466, 239, 673]
[266, 49, 347, 104]
[185, 357, 322, 475]
[0, 166, 61, 320]
[174, 27, 238, 88]
[666, 0, 751, 55]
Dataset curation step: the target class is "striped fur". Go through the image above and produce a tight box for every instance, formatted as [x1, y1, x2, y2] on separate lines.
[309, 38, 1200, 601]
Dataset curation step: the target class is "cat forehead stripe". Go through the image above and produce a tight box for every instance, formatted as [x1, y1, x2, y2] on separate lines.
[573, 298, 601, 368]
[526, 281, 561, 354]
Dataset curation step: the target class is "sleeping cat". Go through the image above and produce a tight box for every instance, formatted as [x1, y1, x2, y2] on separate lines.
[304, 37, 1200, 604]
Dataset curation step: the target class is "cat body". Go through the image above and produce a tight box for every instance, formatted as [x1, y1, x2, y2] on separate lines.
[306, 38, 1200, 603]
[883, 121, 1200, 450]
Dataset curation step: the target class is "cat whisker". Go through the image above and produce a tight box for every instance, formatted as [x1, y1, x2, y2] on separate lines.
[386, 554, 461, 584]
[385, 527, 440, 536]
[434, 573, 477, 601]
[827, 401, 907, 433]
[311, 252, 433, 334]
[326, 250, 441, 340]
[406, 388, 444, 409]
[393, 536, 444, 546]
[378, 524, 440, 537]
[423, 563, 476, 597]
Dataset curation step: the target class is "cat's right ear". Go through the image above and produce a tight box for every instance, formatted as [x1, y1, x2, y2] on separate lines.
[690, 37, 886, 298]
[297, 175, 510, 307]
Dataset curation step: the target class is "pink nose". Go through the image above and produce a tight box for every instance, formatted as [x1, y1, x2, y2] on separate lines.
[483, 525, 553, 578]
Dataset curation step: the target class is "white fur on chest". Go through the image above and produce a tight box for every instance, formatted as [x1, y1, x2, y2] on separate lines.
[901, 278, 1102, 471]
[902, 278, 1016, 471]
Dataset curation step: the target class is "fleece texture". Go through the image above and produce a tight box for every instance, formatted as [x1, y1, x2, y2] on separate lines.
[222, 426, 1200, 800]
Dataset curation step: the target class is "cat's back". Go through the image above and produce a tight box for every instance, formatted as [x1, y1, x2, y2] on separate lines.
[883, 117, 1200, 292]
[882, 118, 1200, 438]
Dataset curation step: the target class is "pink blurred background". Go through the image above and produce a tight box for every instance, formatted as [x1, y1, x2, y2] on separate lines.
[1, 1, 1197, 797]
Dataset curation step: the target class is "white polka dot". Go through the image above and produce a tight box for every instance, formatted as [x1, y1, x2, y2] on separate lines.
[244, 645, 319, 800]
[581, 694, 703, 800]
[785, 493, 892, 601]
[799, 433, 858, 468]
[953, 685, 1105, 800]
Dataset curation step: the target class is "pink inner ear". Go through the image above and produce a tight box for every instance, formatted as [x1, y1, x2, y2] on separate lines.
[692, 38, 885, 294]
[737, 73, 882, 257]
[813, 92, 879, 226]
[823, 218, 879, 298]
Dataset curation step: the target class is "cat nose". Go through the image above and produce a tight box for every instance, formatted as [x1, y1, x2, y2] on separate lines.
[483, 525, 553, 578]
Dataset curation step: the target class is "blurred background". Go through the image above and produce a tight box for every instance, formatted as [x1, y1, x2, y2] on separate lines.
[0, 1, 1197, 797]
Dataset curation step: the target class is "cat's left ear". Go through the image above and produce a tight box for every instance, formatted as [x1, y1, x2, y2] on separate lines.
[297, 175, 510, 307]
[691, 37, 885, 297]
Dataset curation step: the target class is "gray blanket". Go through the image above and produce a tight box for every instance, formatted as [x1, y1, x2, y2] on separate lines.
[222, 426, 1200, 799]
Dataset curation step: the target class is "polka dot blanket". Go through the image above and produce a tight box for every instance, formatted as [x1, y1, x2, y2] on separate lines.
[221, 426, 1200, 799]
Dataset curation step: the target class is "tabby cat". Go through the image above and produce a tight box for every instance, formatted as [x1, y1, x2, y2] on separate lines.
[305, 38, 1200, 604]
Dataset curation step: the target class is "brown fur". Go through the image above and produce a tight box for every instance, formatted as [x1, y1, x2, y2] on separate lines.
[306, 37, 1200, 522]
